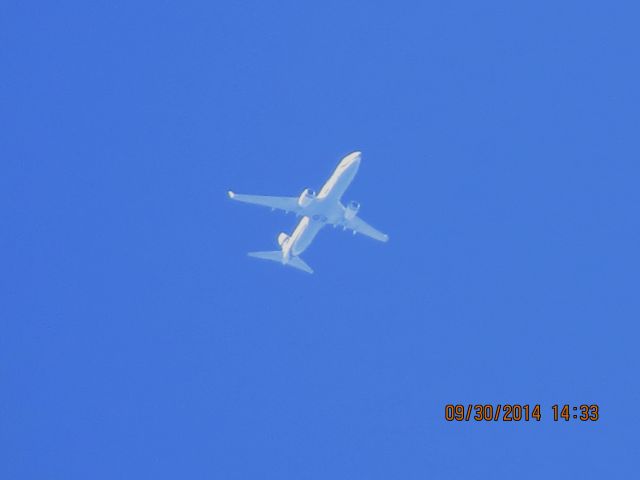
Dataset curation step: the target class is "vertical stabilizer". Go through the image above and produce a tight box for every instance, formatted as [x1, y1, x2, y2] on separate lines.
[277, 233, 289, 247]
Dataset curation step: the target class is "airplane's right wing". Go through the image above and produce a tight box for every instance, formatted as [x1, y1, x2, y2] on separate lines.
[227, 191, 301, 214]
[344, 216, 389, 242]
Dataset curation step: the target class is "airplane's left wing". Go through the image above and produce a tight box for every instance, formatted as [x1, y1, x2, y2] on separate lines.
[342, 216, 389, 242]
[228, 191, 301, 214]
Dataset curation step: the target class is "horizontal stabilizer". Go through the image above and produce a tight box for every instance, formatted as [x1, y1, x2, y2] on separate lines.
[247, 250, 283, 263]
[288, 256, 313, 274]
[247, 251, 313, 274]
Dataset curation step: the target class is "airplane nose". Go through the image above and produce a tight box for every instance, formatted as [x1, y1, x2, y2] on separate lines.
[343, 151, 361, 166]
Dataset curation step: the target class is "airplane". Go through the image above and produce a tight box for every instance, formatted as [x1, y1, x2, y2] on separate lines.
[227, 151, 388, 273]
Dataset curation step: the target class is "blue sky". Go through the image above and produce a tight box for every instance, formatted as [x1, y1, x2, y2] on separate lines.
[2, 1, 639, 478]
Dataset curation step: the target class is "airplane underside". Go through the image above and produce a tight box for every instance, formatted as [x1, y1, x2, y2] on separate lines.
[228, 151, 388, 273]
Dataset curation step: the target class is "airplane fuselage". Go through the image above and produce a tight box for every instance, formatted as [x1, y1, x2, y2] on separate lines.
[282, 152, 361, 258]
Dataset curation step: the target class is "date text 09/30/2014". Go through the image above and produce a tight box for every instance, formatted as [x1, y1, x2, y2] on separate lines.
[444, 404, 599, 422]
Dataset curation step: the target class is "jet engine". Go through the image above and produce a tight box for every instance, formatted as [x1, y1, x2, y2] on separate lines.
[344, 200, 360, 220]
[298, 188, 316, 207]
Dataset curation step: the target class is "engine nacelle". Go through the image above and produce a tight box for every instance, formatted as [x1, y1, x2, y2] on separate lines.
[344, 200, 360, 220]
[298, 188, 316, 207]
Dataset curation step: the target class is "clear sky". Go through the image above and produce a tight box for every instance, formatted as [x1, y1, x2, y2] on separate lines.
[2, 1, 639, 478]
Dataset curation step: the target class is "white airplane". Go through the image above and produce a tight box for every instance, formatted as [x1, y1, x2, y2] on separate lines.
[228, 151, 388, 273]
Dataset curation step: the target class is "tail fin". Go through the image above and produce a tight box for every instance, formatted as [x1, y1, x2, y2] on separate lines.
[277, 233, 289, 247]
[247, 251, 313, 274]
